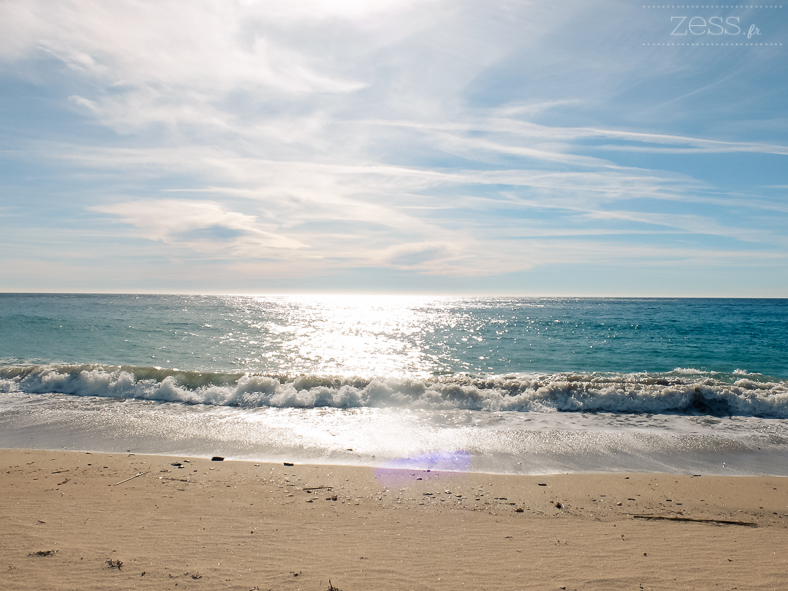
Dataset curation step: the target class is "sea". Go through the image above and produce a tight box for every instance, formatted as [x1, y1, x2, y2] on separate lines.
[1, 294, 786, 476]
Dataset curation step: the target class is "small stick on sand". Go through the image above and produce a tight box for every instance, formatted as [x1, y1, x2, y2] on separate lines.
[633, 514, 757, 527]
[113, 471, 148, 486]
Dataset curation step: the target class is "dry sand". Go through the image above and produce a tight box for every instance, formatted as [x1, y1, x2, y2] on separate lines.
[1, 448, 787, 591]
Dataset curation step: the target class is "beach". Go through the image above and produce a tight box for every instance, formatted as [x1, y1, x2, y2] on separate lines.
[2, 0, 787, 582]
[2, 296, 788, 589]
[2, 448, 786, 591]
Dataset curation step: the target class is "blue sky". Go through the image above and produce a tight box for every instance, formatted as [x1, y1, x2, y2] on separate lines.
[1, 0, 787, 295]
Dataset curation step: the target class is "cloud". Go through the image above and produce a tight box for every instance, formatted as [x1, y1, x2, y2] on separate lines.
[378, 241, 458, 271]
[0, 0, 376, 136]
[0, 0, 786, 292]
[31, 135, 783, 278]
[92, 199, 306, 256]
[365, 117, 788, 158]
[1, 1, 367, 92]
[581, 210, 781, 246]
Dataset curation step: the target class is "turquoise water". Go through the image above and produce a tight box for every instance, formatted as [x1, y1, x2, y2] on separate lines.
[2, 294, 786, 377]
[1, 295, 787, 474]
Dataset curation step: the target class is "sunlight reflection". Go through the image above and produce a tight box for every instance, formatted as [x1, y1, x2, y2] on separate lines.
[203, 293, 519, 375]
[244, 294, 456, 376]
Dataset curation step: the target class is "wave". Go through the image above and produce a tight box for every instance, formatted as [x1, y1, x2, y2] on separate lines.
[1, 364, 787, 418]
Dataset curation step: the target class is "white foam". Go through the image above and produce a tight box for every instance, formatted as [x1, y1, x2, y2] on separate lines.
[1, 365, 787, 418]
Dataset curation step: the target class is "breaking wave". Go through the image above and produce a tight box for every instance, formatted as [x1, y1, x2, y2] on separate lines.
[1, 364, 787, 418]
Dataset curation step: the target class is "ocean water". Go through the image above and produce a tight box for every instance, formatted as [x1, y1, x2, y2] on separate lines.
[1, 294, 787, 475]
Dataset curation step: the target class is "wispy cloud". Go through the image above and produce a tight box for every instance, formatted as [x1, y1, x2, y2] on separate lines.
[91, 199, 306, 256]
[0, 0, 786, 293]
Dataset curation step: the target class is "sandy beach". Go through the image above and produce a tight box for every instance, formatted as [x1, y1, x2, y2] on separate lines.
[1, 448, 786, 591]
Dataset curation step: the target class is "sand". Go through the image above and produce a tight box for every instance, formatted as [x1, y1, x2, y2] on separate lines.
[1, 449, 786, 591]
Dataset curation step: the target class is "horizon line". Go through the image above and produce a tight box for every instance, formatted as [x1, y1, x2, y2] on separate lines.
[1, 291, 786, 299]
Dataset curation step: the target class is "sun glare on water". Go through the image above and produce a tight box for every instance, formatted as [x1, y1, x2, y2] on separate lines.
[246, 294, 454, 377]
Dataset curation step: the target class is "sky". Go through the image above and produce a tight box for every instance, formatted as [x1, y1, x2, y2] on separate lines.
[1, 0, 787, 296]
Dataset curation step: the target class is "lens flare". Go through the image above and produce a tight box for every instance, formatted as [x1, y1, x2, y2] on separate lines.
[374, 450, 471, 486]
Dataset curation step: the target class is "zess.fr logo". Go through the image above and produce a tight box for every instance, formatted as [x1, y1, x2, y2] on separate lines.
[670, 16, 761, 38]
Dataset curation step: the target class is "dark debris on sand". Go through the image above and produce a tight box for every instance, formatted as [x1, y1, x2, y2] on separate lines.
[28, 550, 57, 557]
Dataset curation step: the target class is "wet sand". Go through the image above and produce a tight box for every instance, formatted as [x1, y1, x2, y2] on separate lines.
[1, 448, 787, 590]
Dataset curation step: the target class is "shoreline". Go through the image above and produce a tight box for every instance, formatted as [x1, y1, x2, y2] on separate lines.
[3, 391, 787, 478]
[2, 448, 787, 590]
[3, 443, 788, 479]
